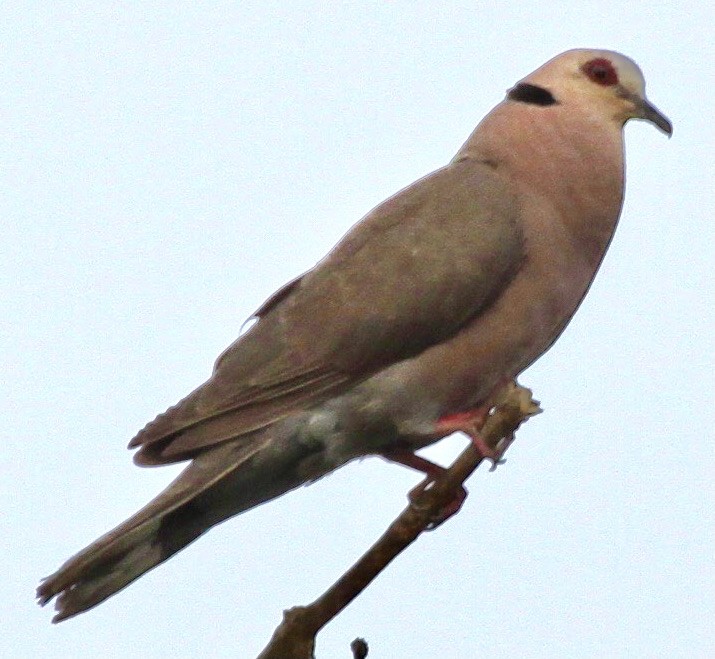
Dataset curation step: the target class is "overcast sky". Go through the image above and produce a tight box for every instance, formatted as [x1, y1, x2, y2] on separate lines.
[3, 2, 714, 658]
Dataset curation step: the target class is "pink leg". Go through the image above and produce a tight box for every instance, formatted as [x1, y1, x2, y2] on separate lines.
[434, 406, 503, 464]
[381, 450, 449, 479]
[380, 381, 513, 526]
[381, 450, 467, 527]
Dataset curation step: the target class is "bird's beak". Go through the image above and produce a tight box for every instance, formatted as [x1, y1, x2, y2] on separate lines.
[637, 97, 672, 137]
[621, 89, 672, 137]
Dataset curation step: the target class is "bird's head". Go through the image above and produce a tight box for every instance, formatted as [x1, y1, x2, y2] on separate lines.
[510, 49, 672, 136]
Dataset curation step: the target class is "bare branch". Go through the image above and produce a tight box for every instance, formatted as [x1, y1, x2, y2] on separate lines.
[257, 383, 541, 659]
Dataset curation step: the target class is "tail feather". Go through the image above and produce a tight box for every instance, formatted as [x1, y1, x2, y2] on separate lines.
[37, 435, 271, 622]
[38, 410, 345, 622]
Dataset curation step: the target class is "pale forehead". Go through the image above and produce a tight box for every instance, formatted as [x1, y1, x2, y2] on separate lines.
[524, 48, 647, 95]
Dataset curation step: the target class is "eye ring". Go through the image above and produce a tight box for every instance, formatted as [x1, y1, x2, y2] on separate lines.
[582, 58, 619, 86]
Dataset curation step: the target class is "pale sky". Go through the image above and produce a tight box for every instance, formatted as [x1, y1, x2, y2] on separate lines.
[3, 2, 714, 658]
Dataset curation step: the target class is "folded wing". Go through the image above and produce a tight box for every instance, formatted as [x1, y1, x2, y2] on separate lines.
[130, 158, 524, 464]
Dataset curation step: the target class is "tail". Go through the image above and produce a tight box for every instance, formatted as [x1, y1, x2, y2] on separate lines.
[37, 416, 337, 622]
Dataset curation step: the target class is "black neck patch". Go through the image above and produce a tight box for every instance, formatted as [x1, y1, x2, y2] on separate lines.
[507, 83, 558, 106]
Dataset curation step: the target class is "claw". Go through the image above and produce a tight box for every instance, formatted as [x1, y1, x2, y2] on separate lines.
[407, 476, 468, 529]
[429, 491, 467, 529]
[382, 450, 469, 528]
[488, 457, 507, 472]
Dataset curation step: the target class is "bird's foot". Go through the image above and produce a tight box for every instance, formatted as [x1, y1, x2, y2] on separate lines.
[408, 476, 468, 529]
[433, 378, 519, 469]
[434, 408, 506, 469]
[381, 450, 468, 529]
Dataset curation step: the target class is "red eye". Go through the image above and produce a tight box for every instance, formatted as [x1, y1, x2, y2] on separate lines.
[582, 58, 619, 86]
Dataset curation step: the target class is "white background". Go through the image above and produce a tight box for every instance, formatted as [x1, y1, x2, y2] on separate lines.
[3, 2, 713, 657]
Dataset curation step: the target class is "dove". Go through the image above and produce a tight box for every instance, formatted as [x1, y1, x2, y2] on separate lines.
[37, 49, 671, 622]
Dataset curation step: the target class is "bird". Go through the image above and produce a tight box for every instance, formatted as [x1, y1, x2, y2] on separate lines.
[37, 48, 671, 622]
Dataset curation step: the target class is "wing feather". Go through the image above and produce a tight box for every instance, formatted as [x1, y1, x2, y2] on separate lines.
[131, 158, 524, 464]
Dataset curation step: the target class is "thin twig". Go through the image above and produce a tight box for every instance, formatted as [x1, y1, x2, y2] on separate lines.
[256, 383, 541, 659]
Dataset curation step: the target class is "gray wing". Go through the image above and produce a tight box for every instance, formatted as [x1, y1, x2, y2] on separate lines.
[130, 157, 524, 464]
